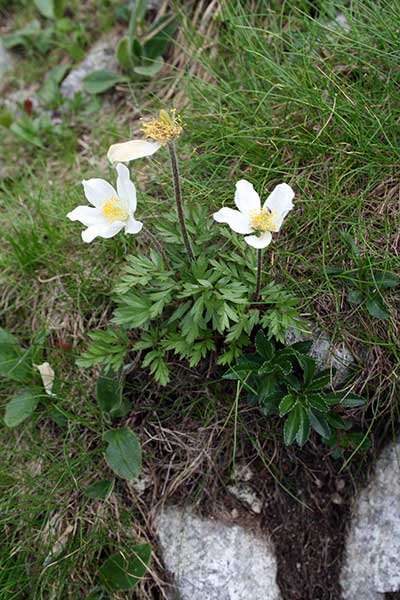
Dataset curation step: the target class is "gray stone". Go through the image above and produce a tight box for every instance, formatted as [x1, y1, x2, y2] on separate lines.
[285, 326, 354, 386]
[61, 35, 119, 98]
[341, 440, 400, 599]
[156, 506, 281, 600]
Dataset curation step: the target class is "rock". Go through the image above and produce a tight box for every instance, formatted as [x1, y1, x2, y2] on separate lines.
[285, 326, 354, 386]
[341, 440, 400, 599]
[228, 464, 263, 514]
[0, 40, 13, 88]
[326, 12, 350, 33]
[156, 506, 281, 600]
[61, 35, 119, 98]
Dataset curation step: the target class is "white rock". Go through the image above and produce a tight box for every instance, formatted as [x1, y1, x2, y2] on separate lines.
[61, 35, 119, 98]
[227, 483, 263, 514]
[156, 506, 281, 600]
[285, 326, 354, 386]
[341, 440, 400, 599]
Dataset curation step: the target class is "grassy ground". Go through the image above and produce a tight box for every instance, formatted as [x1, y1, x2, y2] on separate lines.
[0, 0, 399, 598]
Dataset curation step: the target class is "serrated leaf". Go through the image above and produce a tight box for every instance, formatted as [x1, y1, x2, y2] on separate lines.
[296, 354, 316, 386]
[279, 394, 296, 417]
[307, 393, 329, 412]
[4, 389, 39, 427]
[308, 409, 331, 438]
[83, 70, 126, 94]
[99, 544, 151, 591]
[284, 404, 301, 445]
[341, 393, 365, 408]
[307, 369, 331, 391]
[85, 479, 114, 500]
[255, 330, 274, 361]
[96, 367, 123, 417]
[103, 427, 142, 481]
[295, 407, 310, 446]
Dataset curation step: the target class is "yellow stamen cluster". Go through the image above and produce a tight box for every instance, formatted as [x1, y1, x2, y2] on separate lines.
[101, 196, 128, 223]
[248, 208, 279, 232]
[141, 109, 183, 143]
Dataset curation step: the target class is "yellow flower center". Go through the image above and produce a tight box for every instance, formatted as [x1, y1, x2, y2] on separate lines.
[141, 109, 183, 143]
[101, 196, 128, 223]
[248, 208, 279, 232]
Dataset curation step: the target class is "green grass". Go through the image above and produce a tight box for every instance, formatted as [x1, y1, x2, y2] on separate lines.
[0, 0, 399, 597]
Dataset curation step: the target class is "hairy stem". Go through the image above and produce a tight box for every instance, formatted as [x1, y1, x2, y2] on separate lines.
[167, 142, 195, 262]
[254, 249, 263, 301]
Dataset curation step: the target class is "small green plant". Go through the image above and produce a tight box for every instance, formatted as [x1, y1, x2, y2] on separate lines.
[327, 232, 399, 319]
[225, 330, 365, 447]
[83, 0, 176, 94]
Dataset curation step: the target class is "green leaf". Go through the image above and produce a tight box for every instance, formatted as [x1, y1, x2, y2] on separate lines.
[296, 353, 316, 386]
[0, 329, 32, 383]
[308, 409, 331, 439]
[85, 479, 114, 500]
[347, 288, 364, 305]
[284, 404, 301, 445]
[4, 389, 39, 427]
[133, 56, 164, 77]
[96, 367, 123, 417]
[279, 394, 296, 417]
[9, 123, 44, 148]
[365, 296, 390, 319]
[341, 393, 365, 408]
[83, 70, 126, 94]
[34, 0, 54, 18]
[307, 393, 329, 412]
[116, 37, 132, 71]
[373, 271, 400, 289]
[103, 427, 142, 481]
[295, 407, 310, 446]
[255, 330, 274, 361]
[99, 544, 151, 591]
[340, 231, 360, 257]
[307, 369, 331, 391]
[143, 15, 177, 59]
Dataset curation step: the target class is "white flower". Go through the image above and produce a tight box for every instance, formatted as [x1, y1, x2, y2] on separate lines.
[67, 163, 143, 243]
[107, 109, 182, 164]
[213, 179, 294, 249]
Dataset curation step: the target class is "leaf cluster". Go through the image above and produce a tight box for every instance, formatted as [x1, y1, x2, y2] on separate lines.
[225, 330, 365, 447]
[80, 244, 304, 385]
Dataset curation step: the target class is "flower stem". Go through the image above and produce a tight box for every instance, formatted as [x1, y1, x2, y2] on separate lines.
[167, 142, 195, 262]
[253, 249, 263, 302]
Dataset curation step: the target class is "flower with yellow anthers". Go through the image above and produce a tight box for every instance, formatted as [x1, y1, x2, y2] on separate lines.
[67, 163, 143, 243]
[107, 109, 182, 164]
[213, 179, 294, 248]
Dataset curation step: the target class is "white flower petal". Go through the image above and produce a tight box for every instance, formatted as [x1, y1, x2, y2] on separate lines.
[34, 362, 55, 396]
[244, 231, 272, 249]
[234, 179, 261, 214]
[125, 217, 143, 235]
[81, 221, 125, 243]
[116, 163, 137, 213]
[82, 179, 116, 208]
[107, 139, 161, 163]
[67, 206, 106, 227]
[263, 183, 294, 218]
[213, 207, 253, 234]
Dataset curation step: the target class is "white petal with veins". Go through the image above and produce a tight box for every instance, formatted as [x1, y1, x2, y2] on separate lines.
[213, 207, 253, 234]
[82, 179, 116, 208]
[234, 179, 261, 214]
[125, 216, 143, 234]
[263, 183, 294, 219]
[67, 206, 107, 227]
[34, 362, 55, 396]
[81, 221, 125, 243]
[107, 139, 161, 163]
[244, 231, 273, 249]
[116, 163, 137, 212]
